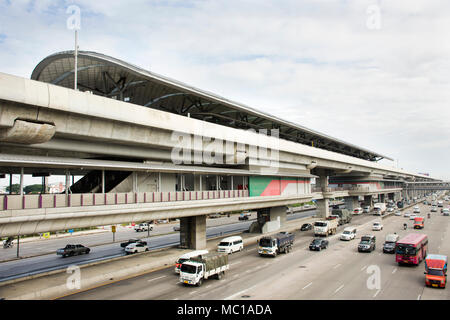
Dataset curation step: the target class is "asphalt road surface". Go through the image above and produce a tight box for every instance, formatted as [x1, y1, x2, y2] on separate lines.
[59, 203, 440, 300]
[0, 210, 315, 282]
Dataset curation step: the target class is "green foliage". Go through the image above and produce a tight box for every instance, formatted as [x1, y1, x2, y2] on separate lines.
[24, 184, 44, 194]
[6, 184, 21, 194]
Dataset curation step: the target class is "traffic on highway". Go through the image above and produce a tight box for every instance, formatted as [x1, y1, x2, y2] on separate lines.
[27, 192, 446, 300]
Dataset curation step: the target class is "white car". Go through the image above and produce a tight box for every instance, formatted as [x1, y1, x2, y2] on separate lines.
[394, 210, 402, 216]
[409, 214, 417, 220]
[340, 227, 357, 241]
[413, 206, 420, 214]
[353, 207, 363, 215]
[125, 242, 149, 254]
[363, 206, 371, 213]
[404, 212, 411, 218]
[386, 207, 394, 213]
[372, 222, 383, 231]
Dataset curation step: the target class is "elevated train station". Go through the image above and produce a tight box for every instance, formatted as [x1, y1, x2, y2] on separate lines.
[0, 51, 437, 249]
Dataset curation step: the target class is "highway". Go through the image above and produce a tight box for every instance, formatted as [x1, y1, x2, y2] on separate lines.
[0, 209, 315, 282]
[59, 199, 450, 300]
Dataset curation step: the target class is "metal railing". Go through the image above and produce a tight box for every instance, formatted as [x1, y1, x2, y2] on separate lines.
[0, 190, 249, 211]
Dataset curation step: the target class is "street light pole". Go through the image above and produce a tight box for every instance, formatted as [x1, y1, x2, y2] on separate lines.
[74, 29, 78, 90]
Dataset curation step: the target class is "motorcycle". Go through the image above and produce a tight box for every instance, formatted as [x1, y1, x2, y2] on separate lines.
[403, 223, 407, 230]
[3, 240, 13, 249]
[427, 213, 431, 219]
[3, 237, 14, 249]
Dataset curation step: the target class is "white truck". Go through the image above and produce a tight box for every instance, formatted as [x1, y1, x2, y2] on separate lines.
[134, 222, 154, 232]
[313, 218, 338, 236]
[373, 203, 386, 216]
[179, 253, 229, 287]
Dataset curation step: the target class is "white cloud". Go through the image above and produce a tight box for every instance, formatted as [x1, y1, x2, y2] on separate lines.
[0, 0, 449, 179]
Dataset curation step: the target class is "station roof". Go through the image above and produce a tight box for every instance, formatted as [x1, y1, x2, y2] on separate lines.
[31, 50, 393, 162]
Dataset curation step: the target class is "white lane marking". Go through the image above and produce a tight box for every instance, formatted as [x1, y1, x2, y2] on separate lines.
[189, 290, 198, 295]
[333, 264, 341, 269]
[373, 289, 380, 298]
[417, 294, 421, 300]
[233, 274, 240, 278]
[230, 261, 242, 266]
[334, 284, 344, 294]
[173, 298, 179, 300]
[361, 265, 367, 271]
[206, 285, 211, 289]
[392, 268, 397, 274]
[224, 284, 259, 300]
[302, 282, 312, 290]
[147, 275, 167, 282]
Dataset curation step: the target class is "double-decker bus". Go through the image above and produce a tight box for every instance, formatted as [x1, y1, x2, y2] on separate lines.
[395, 233, 428, 265]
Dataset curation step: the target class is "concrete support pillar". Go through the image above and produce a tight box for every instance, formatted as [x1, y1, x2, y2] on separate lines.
[269, 206, 286, 227]
[101, 170, 105, 194]
[344, 196, 359, 211]
[316, 198, 330, 219]
[179, 215, 206, 250]
[318, 175, 328, 191]
[19, 168, 24, 196]
[364, 195, 373, 208]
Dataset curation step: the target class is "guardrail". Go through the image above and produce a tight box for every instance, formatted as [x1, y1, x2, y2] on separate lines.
[0, 190, 249, 211]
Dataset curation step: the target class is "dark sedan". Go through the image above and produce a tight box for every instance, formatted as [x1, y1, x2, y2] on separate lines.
[300, 223, 312, 231]
[120, 238, 147, 248]
[309, 239, 328, 251]
[383, 242, 396, 254]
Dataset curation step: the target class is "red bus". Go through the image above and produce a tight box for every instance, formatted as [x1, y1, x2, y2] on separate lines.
[395, 233, 428, 265]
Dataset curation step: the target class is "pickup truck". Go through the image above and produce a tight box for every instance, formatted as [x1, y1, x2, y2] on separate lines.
[56, 244, 90, 257]
[179, 253, 229, 286]
[258, 232, 295, 257]
[314, 219, 338, 236]
[134, 223, 154, 232]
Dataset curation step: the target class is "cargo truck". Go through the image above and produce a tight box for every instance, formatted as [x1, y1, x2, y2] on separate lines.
[258, 232, 294, 257]
[331, 208, 352, 225]
[179, 253, 229, 286]
[373, 203, 386, 216]
[424, 254, 447, 288]
[314, 219, 338, 236]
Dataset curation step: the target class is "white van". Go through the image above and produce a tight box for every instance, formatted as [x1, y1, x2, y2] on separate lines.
[340, 227, 357, 241]
[174, 249, 208, 273]
[217, 236, 244, 254]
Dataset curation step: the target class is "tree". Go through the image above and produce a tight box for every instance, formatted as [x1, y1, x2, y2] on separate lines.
[24, 184, 44, 194]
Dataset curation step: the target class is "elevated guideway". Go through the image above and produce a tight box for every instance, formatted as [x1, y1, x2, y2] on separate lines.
[0, 51, 438, 249]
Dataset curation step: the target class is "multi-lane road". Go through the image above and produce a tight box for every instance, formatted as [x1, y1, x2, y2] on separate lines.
[57, 199, 450, 300]
[0, 209, 315, 282]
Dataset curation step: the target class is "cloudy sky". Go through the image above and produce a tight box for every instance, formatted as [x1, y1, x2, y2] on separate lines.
[1, 0, 450, 182]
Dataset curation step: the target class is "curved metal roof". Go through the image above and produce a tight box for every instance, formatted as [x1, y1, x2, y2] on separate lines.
[31, 50, 393, 162]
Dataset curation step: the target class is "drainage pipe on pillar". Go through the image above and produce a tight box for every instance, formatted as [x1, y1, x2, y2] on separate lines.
[306, 161, 317, 170]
